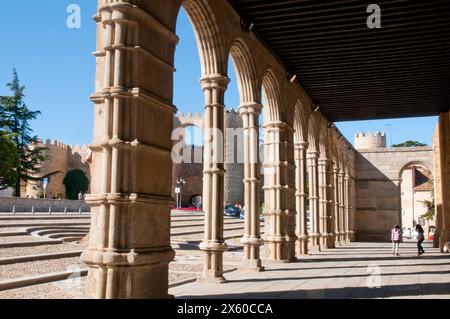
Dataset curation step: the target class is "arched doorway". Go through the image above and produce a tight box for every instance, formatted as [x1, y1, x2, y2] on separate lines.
[399, 162, 433, 239]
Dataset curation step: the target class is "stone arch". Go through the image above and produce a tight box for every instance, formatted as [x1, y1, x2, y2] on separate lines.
[182, 0, 228, 75]
[307, 113, 320, 152]
[228, 37, 260, 105]
[294, 100, 309, 144]
[319, 125, 329, 159]
[175, 112, 204, 132]
[261, 69, 282, 123]
[398, 160, 433, 181]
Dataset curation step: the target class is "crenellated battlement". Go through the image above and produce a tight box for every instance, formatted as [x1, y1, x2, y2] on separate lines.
[354, 131, 387, 149]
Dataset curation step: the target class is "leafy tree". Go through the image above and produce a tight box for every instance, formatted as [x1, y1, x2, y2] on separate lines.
[0, 69, 47, 197]
[392, 140, 427, 148]
[421, 180, 435, 221]
[63, 169, 89, 200]
[0, 131, 19, 190]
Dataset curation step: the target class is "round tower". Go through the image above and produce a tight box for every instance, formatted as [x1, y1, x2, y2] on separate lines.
[354, 131, 387, 149]
[224, 108, 244, 206]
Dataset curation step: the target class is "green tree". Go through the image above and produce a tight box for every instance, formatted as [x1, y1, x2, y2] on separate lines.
[63, 169, 89, 200]
[0, 69, 47, 197]
[392, 140, 428, 147]
[0, 131, 19, 190]
[421, 180, 435, 221]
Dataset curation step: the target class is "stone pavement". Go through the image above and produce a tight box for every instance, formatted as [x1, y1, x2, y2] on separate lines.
[170, 241, 450, 299]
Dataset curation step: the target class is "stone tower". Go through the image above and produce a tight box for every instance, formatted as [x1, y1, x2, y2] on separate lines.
[354, 131, 387, 149]
[172, 109, 245, 207]
[224, 108, 244, 206]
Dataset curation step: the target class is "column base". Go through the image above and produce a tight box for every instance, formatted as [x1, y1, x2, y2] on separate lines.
[82, 247, 175, 299]
[263, 237, 296, 262]
[320, 233, 332, 250]
[439, 229, 450, 252]
[344, 232, 351, 243]
[327, 234, 336, 249]
[295, 236, 309, 256]
[348, 230, 356, 242]
[334, 232, 342, 246]
[199, 241, 228, 284]
[309, 233, 321, 252]
[433, 228, 441, 248]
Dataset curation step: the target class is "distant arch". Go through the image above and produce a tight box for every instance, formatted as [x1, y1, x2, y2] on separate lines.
[228, 37, 260, 105]
[261, 69, 282, 123]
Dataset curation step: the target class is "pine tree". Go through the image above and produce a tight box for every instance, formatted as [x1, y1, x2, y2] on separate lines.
[0, 69, 47, 197]
[0, 131, 19, 190]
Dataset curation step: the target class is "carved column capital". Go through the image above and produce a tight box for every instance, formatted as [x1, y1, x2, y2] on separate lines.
[238, 102, 262, 115]
[199, 74, 230, 91]
[294, 141, 309, 151]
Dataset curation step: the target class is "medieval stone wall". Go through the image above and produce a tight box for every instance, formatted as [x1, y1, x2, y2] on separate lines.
[172, 109, 245, 207]
[25, 139, 91, 199]
[355, 144, 433, 242]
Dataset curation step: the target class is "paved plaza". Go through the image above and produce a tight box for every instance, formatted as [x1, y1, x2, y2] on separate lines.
[0, 212, 449, 299]
[171, 241, 450, 299]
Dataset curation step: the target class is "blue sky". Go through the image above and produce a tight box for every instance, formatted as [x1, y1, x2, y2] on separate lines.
[0, 3, 437, 146]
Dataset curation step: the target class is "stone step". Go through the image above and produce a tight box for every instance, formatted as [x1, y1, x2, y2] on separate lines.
[0, 239, 63, 248]
[0, 268, 88, 291]
[0, 231, 28, 237]
[48, 233, 86, 240]
[0, 251, 83, 266]
[0, 222, 90, 228]
[0, 215, 90, 221]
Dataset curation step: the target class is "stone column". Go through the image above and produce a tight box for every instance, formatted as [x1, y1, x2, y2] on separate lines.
[307, 150, 321, 251]
[199, 75, 230, 283]
[436, 112, 450, 250]
[82, 3, 177, 298]
[318, 157, 329, 249]
[294, 142, 309, 256]
[326, 163, 336, 248]
[263, 121, 296, 262]
[344, 173, 351, 243]
[348, 176, 356, 241]
[338, 169, 346, 244]
[239, 103, 263, 271]
[333, 164, 341, 246]
[433, 123, 443, 248]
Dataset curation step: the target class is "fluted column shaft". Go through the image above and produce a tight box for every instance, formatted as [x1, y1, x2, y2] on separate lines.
[239, 103, 263, 271]
[318, 158, 329, 249]
[344, 173, 351, 243]
[199, 75, 230, 283]
[326, 163, 335, 248]
[333, 166, 341, 246]
[82, 4, 178, 299]
[307, 150, 321, 251]
[295, 142, 309, 256]
[338, 170, 346, 243]
[262, 121, 296, 262]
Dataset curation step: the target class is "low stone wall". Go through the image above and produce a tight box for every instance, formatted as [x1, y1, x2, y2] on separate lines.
[0, 198, 90, 213]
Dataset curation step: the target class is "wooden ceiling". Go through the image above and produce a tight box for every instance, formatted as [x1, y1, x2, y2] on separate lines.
[229, 0, 450, 122]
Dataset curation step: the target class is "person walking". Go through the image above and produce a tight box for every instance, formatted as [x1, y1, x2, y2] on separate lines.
[415, 224, 425, 255]
[391, 224, 401, 256]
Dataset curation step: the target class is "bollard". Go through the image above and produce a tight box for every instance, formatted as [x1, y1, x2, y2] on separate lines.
[31, 206, 35, 215]
[79, 207, 82, 214]
[49, 206, 52, 215]
[64, 206, 68, 215]
[12, 206, 16, 215]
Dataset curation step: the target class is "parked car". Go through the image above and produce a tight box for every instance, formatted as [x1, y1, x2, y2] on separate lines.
[224, 205, 241, 218]
[238, 210, 265, 222]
